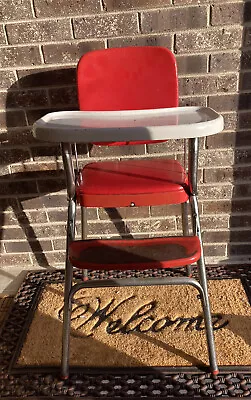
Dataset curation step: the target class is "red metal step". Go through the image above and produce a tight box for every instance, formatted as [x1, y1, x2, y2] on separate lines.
[69, 236, 201, 271]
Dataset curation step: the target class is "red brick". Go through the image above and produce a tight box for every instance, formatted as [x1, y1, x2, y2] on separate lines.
[30, 145, 61, 161]
[10, 161, 59, 174]
[176, 54, 208, 74]
[6, 128, 37, 146]
[228, 230, 251, 243]
[204, 199, 251, 215]
[4, 89, 49, 109]
[30, 251, 65, 267]
[204, 244, 226, 257]
[0, 148, 30, 164]
[98, 207, 149, 220]
[150, 204, 182, 217]
[1, 210, 47, 225]
[179, 74, 237, 96]
[40, 194, 67, 209]
[239, 72, 251, 91]
[228, 244, 251, 257]
[18, 196, 45, 210]
[37, 178, 65, 194]
[199, 149, 234, 168]
[108, 34, 172, 49]
[0, 71, 16, 89]
[46, 208, 67, 223]
[243, 27, 251, 47]
[146, 140, 184, 154]
[25, 223, 66, 238]
[0, 46, 41, 68]
[235, 149, 251, 165]
[204, 166, 251, 184]
[33, 0, 100, 17]
[4, 239, 52, 253]
[210, 52, 241, 73]
[6, 19, 72, 45]
[238, 111, 251, 130]
[123, 219, 151, 233]
[52, 238, 66, 250]
[176, 27, 242, 53]
[203, 201, 231, 215]
[206, 132, 236, 149]
[0, 180, 38, 196]
[73, 13, 138, 39]
[211, 3, 247, 26]
[0, 226, 27, 240]
[179, 96, 207, 107]
[231, 215, 251, 229]
[43, 41, 105, 64]
[199, 184, 232, 200]
[150, 217, 176, 231]
[0, 0, 33, 21]
[0, 24, 6, 44]
[90, 144, 145, 157]
[233, 184, 251, 198]
[17, 68, 76, 88]
[104, 0, 171, 10]
[200, 215, 229, 229]
[222, 112, 238, 131]
[87, 221, 125, 236]
[48, 86, 78, 108]
[241, 51, 251, 70]
[141, 6, 207, 34]
[208, 94, 239, 112]
[0, 253, 32, 267]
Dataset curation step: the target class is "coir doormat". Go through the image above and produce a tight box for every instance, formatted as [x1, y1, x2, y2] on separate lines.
[16, 279, 251, 369]
[1, 267, 251, 398]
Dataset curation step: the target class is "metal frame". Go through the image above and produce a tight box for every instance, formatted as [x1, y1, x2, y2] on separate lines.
[60, 138, 218, 380]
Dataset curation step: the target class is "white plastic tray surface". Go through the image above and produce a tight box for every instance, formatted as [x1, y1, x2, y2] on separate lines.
[33, 107, 224, 143]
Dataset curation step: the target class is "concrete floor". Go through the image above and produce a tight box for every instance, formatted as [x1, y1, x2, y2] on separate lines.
[0, 266, 61, 295]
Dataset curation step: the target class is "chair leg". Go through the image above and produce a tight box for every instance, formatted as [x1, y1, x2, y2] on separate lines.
[197, 257, 219, 375]
[81, 207, 88, 281]
[181, 201, 192, 277]
[61, 259, 73, 380]
[61, 198, 76, 379]
[190, 194, 218, 375]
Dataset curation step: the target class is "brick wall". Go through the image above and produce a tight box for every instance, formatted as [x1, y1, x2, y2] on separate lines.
[0, 0, 250, 271]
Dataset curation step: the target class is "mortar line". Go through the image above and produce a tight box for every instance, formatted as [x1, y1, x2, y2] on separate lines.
[30, 0, 36, 18]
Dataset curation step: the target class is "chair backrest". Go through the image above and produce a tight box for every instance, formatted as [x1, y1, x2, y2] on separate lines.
[77, 46, 178, 146]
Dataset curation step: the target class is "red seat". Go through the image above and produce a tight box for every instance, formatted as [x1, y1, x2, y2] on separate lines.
[69, 236, 201, 271]
[76, 159, 189, 207]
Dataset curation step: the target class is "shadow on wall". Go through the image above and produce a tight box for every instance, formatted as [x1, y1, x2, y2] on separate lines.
[229, 1, 251, 265]
[1, 67, 89, 268]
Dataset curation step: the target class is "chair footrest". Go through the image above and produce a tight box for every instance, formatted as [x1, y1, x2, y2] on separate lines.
[69, 236, 201, 271]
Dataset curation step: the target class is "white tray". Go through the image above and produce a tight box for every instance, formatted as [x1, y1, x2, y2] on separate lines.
[33, 107, 224, 143]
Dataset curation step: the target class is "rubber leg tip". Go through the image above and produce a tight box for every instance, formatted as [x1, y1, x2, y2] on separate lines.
[212, 369, 219, 376]
[83, 277, 88, 282]
[61, 375, 69, 380]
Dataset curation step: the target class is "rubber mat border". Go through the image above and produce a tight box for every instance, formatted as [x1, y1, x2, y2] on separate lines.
[1, 266, 251, 398]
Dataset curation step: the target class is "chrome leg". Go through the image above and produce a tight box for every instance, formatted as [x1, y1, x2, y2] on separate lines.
[81, 207, 88, 281]
[61, 198, 76, 379]
[181, 201, 192, 277]
[190, 194, 218, 374]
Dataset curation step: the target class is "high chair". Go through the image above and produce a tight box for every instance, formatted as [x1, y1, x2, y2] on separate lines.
[33, 46, 224, 379]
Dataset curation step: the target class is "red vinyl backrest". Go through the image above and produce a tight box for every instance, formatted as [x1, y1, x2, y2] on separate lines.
[77, 46, 178, 146]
